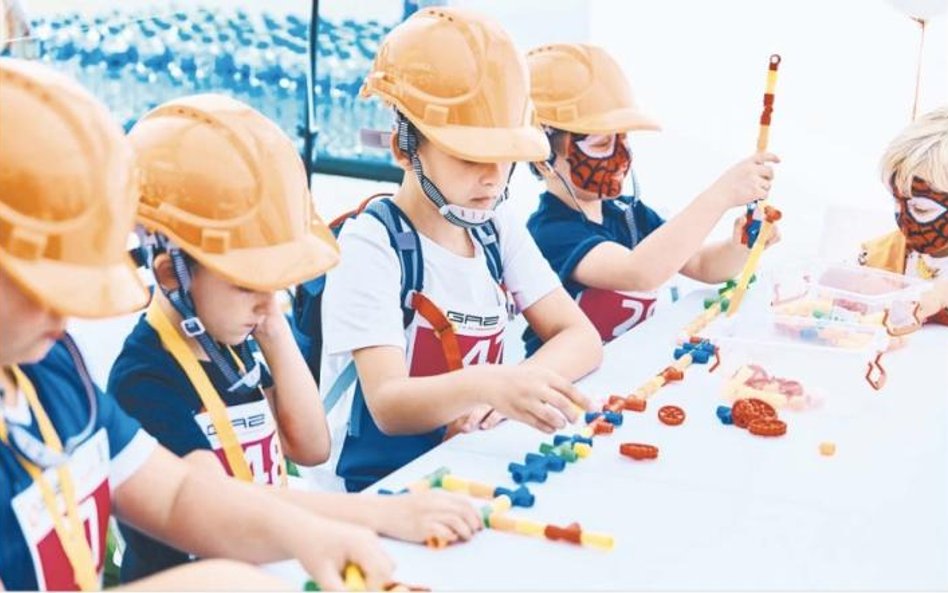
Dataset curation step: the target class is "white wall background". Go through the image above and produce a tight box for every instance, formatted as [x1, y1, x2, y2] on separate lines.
[61, 0, 948, 385]
[586, 0, 948, 260]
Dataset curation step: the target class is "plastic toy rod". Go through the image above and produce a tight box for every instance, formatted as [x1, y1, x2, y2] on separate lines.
[729, 54, 782, 317]
[682, 284, 738, 337]
[486, 513, 615, 551]
[440, 473, 502, 500]
[378, 466, 449, 495]
[756, 54, 781, 152]
[729, 229, 769, 315]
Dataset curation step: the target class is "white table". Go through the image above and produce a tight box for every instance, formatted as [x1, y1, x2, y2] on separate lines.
[270, 289, 948, 590]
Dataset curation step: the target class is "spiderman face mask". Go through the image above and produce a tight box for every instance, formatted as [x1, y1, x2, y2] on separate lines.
[892, 176, 948, 256]
[566, 133, 632, 199]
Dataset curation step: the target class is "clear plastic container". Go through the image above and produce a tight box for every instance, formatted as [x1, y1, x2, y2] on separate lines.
[770, 262, 928, 337]
[703, 279, 894, 395]
[703, 321, 888, 416]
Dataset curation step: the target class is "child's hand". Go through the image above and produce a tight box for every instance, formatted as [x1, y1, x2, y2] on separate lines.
[730, 216, 782, 250]
[467, 365, 592, 434]
[375, 490, 483, 545]
[251, 293, 291, 343]
[293, 516, 394, 591]
[457, 404, 507, 433]
[443, 405, 506, 440]
[709, 153, 780, 209]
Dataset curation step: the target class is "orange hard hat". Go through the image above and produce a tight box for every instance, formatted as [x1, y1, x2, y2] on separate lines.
[527, 43, 660, 135]
[129, 94, 339, 292]
[360, 7, 549, 163]
[0, 57, 149, 318]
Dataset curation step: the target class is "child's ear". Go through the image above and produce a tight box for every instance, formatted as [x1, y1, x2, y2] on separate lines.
[152, 254, 181, 292]
[552, 132, 571, 161]
[540, 132, 570, 175]
[389, 132, 412, 172]
[532, 160, 558, 181]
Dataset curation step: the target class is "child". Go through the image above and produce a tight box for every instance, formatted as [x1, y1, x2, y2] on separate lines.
[316, 8, 600, 493]
[0, 58, 391, 592]
[523, 43, 782, 354]
[108, 94, 482, 582]
[859, 105, 948, 323]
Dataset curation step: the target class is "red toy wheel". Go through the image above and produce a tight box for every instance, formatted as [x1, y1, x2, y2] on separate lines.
[731, 398, 776, 429]
[747, 417, 787, 437]
[658, 405, 686, 426]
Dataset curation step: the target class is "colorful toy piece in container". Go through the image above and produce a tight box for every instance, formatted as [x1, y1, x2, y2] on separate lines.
[771, 262, 927, 338]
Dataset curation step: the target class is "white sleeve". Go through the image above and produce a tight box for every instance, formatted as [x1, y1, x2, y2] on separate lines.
[109, 430, 158, 492]
[321, 215, 407, 355]
[494, 201, 562, 312]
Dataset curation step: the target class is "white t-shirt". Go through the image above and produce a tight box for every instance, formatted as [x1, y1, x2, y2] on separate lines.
[309, 200, 560, 491]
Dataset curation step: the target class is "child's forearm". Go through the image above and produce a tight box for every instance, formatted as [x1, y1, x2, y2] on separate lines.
[269, 487, 391, 535]
[682, 240, 748, 284]
[523, 324, 601, 382]
[115, 559, 291, 591]
[358, 369, 483, 435]
[117, 448, 321, 565]
[255, 316, 331, 465]
[521, 292, 603, 381]
[617, 190, 730, 291]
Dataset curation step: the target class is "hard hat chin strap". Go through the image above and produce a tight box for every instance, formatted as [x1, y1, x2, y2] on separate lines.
[134, 228, 263, 397]
[395, 112, 508, 230]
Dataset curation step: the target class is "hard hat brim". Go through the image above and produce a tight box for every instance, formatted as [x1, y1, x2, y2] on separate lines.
[188, 232, 341, 293]
[0, 252, 149, 318]
[416, 121, 551, 164]
[543, 107, 662, 135]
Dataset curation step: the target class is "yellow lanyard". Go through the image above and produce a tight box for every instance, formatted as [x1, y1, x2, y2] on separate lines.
[145, 300, 286, 486]
[0, 367, 99, 591]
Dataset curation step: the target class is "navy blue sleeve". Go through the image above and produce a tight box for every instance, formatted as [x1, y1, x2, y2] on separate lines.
[110, 369, 210, 458]
[529, 216, 613, 284]
[635, 200, 665, 238]
[29, 339, 144, 459]
[96, 386, 145, 460]
[559, 234, 612, 284]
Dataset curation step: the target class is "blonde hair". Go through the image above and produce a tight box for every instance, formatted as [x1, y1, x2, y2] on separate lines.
[881, 105, 948, 196]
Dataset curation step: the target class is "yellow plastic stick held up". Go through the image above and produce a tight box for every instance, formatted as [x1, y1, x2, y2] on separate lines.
[757, 54, 780, 153]
[729, 54, 782, 317]
[730, 206, 782, 316]
[730, 228, 769, 315]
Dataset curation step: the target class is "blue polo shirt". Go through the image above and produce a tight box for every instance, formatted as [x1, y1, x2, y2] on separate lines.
[107, 316, 272, 583]
[1, 339, 153, 591]
[523, 191, 665, 356]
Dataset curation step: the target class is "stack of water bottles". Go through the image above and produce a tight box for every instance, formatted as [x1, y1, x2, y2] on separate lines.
[8, 6, 396, 165]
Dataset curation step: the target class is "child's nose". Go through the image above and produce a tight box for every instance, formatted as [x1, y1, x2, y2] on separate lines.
[480, 161, 508, 186]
